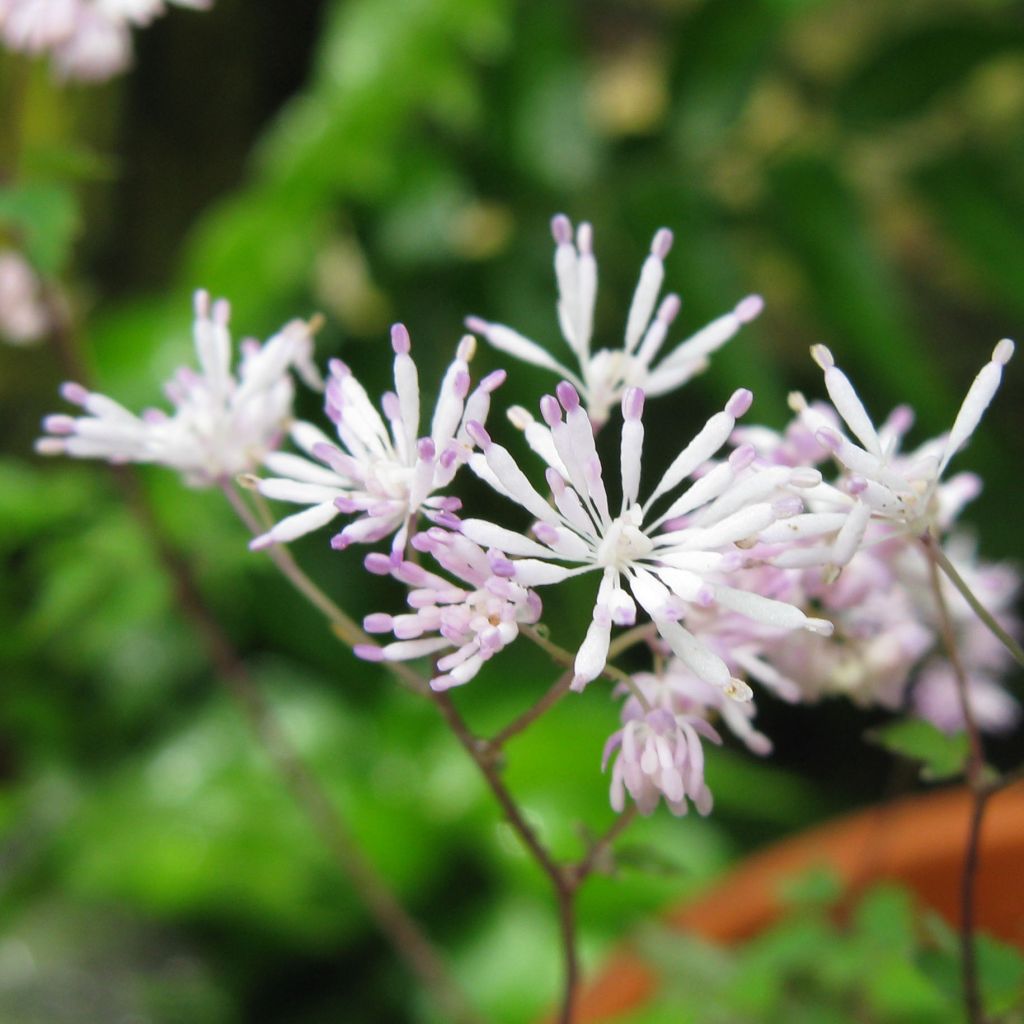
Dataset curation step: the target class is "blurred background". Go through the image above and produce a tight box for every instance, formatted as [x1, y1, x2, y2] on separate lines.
[1, 0, 1023, 1020]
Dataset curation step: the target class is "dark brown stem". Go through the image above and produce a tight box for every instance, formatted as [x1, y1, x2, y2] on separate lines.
[921, 534, 987, 1024]
[431, 690, 579, 1023]
[44, 308, 480, 1024]
[569, 806, 639, 889]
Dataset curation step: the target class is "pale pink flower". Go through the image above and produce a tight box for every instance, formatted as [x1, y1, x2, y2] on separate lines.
[0, 249, 49, 345]
[355, 530, 541, 690]
[466, 215, 763, 427]
[250, 328, 504, 555]
[462, 383, 831, 693]
[37, 291, 319, 486]
[603, 706, 720, 816]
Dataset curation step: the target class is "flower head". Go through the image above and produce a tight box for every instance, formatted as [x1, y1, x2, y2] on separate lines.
[37, 290, 319, 486]
[466, 215, 762, 427]
[355, 529, 540, 690]
[603, 705, 720, 816]
[250, 327, 505, 554]
[462, 382, 832, 693]
[779, 340, 1015, 573]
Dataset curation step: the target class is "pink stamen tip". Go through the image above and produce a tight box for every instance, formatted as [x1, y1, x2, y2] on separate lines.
[551, 214, 573, 245]
[734, 294, 764, 323]
[354, 644, 385, 663]
[695, 584, 715, 608]
[540, 394, 562, 427]
[454, 369, 471, 399]
[482, 368, 507, 392]
[576, 221, 593, 254]
[212, 298, 231, 325]
[382, 392, 401, 421]
[622, 387, 645, 421]
[729, 443, 756, 470]
[994, 338, 1015, 365]
[364, 552, 392, 575]
[545, 467, 566, 494]
[465, 420, 491, 449]
[60, 381, 89, 406]
[464, 316, 489, 335]
[726, 388, 753, 418]
[556, 381, 580, 413]
[773, 496, 803, 518]
[328, 357, 349, 378]
[489, 554, 516, 578]
[651, 227, 673, 260]
[889, 404, 915, 434]
[658, 293, 681, 324]
[364, 613, 393, 633]
[439, 447, 458, 470]
[43, 414, 75, 435]
[815, 426, 842, 453]
[390, 323, 411, 355]
[330, 533, 351, 551]
[846, 476, 868, 496]
[417, 437, 436, 460]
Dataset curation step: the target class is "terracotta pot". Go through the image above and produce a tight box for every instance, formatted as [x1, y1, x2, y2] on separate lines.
[575, 783, 1024, 1023]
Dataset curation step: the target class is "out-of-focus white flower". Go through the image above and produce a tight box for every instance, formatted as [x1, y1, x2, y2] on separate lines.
[603, 705, 720, 816]
[462, 382, 831, 693]
[37, 290, 319, 486]
[778, 340, 1015, 574]
[0, 249, 49, 345]
[355, 529, 541, 690]
[0, 0, 210, 81]
[250, 327, 505, 555]
[466, 214, 763, 427]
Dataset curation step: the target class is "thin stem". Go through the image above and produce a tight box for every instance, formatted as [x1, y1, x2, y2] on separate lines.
[431, 690, 579, 1024]
[606, 622, 658, 661]
[490, 668, 575, 748]
[569, 806, 639, 889]
[931, 541, 1024, 669]
[921, 535, 987, 1024]
[223, 483, 426, 695]
[520, 624, 652, 713]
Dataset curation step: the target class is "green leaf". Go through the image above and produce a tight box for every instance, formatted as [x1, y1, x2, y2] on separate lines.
[0, 181, 79, 276]
[837, 21, 1024, 126]
[868, 718, 969, 781]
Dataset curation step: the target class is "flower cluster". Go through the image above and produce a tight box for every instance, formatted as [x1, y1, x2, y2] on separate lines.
[356, 529, 541, 691]
[37, 291, 320, 486]
[37, 211, 1019, 821]
[0, 0, 209, 81]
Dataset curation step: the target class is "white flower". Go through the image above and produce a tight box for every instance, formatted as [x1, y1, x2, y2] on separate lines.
[780, 340, 1015, 571]
[0, 249, 49, 345]
[249, 326, 505, 555]
[0, 0, 209, 81]
[466, 214, 763, 427]
[603, 706, 720, 817]
[37, 290, 319, 486]
[461, 382, 832, 693]
[355, 529, 541, 690]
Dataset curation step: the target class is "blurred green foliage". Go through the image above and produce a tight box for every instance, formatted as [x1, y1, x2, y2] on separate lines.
[622, 877, 1024, 1023]
[2, 0, 1024, 1020]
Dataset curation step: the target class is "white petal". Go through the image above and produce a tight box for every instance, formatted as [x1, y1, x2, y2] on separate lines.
[460, 519, 557, 559]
